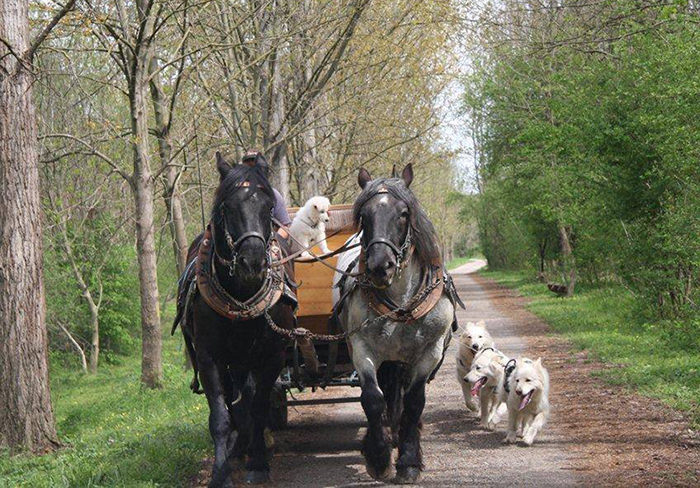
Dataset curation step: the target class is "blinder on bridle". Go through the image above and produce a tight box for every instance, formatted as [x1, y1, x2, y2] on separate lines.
[214, 186, 274, 276]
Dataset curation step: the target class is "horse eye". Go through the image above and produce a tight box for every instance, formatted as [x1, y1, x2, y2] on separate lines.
[526, 379, 531, 382]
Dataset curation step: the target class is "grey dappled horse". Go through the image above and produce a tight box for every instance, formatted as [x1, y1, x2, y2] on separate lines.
[332, 165, 454, 484]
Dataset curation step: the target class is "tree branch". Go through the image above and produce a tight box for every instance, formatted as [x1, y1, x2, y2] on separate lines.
[27, 0, 79, 61]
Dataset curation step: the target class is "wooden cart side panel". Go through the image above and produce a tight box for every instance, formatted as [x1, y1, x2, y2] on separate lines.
[286, 204, 356, 335]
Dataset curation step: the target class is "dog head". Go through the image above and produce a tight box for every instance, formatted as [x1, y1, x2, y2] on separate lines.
[305, 196, 331, 224]
[464, 348, 507, 396]
[458, 321, 494, 355]
[510, 357, 548, 410]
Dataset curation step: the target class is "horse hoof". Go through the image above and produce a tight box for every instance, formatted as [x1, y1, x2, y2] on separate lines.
[229, 455, 246, 470]
[208, 474, 234, 488]
[244, 470, 270, 485]
[366, 464, 393, 481]
[394, 466, 421, 485]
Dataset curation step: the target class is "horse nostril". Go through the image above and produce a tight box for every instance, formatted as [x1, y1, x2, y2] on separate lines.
[384, 260, 395, 270]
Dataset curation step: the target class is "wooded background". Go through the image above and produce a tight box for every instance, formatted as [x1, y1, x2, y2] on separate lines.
[3, 0, 700, 462]
[1, 0, 471, 454]
[457, 0, 700, 325]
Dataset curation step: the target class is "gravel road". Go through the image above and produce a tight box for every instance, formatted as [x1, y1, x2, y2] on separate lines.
[262, 260, 580, 487]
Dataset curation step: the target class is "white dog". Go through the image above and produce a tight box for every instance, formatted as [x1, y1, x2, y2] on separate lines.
[289, 196, 331, 257]
[455, 321, 495, 412]
[504, 357, 550, 446]
[465, 348, 509, 430]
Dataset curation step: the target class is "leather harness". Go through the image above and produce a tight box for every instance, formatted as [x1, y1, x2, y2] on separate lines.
[196, 224, 288, 320]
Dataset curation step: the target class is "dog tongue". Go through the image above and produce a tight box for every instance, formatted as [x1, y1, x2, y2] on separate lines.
[470, 377, 487, 397]
[518, 391, 533, 411]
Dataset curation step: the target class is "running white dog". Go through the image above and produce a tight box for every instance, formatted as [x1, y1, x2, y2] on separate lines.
[504, 357, 550, 446]
[465, 348, 509, 430]
[289, 196, 331, 257]
[455, 321, 495, 412]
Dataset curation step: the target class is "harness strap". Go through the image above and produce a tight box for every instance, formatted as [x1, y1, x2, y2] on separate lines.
[196, 225, 285, 321]
[365, 237, 402, 257]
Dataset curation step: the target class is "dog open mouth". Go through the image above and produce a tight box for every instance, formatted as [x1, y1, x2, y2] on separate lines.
[518, 390, 534, 410]
[470, 377, 487, 397]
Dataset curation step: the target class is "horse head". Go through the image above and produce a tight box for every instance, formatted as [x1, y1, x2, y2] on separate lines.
[353, 164, 418, 289]
[212, 152, 275, 284]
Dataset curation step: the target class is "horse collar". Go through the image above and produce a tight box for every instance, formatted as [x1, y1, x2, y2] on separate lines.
[197, 225, 284, 321]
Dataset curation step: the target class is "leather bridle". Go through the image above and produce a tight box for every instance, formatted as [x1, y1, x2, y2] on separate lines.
[363, 224, 413, 273]
[360, 188, 414, 275]
[214, 200, 274, 276]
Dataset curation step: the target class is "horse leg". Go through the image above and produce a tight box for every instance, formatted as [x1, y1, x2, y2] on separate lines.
[394, 378, 426, 484]
[197, 351, 234, 488]
[354, 347, 392, 481]
[227, 371, 254, 466]
[395, 345, 443, 485]
[243, 365, 281, 485]
[377, 362, 403, 447]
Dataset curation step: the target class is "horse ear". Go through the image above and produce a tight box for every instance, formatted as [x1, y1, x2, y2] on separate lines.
[535, 357, 543, 368]
[216, 152, 231, 180]
[401, 163, 413, 188]
[358, 167, 372, 189]
[391, 164, 398, 178]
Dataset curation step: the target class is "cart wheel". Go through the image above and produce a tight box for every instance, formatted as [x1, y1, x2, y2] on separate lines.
[268, 382, 288, 430]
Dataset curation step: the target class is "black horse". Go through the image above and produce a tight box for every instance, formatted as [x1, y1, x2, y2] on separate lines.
[174, 154, 296, 486]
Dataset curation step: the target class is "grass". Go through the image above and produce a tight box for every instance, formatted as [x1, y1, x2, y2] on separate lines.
[483, 269, 700, 426]
[0, 325, 209, 487]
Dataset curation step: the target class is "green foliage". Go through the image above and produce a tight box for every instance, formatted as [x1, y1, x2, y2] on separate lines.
[484, 269, 700, 426]
[44, 212, 140, 362]
[0, 329, 208, 487]
[98, 247, 141, 359]
[464, 7, 700, 329]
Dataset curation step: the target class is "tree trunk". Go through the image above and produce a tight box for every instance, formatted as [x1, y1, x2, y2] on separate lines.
[163, 169, 188, 275]
[558, 225, 576, 297]
[88, 300, 100, 373]
[131, 51, 162, 389]
[57, 323, 88, 374]
[0, 0, 59, 453]
[149, 59, 188, 275]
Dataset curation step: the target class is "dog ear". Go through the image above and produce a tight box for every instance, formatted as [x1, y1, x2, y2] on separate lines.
[535, 358, 543, 368]
[358, 167, 372, 189]
[216, 152, 231, 180]
[477, 320, 487, 329]
[400, 163, 413, 188]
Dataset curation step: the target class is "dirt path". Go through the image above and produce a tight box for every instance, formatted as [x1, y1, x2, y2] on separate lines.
[194, 260, 700, 486]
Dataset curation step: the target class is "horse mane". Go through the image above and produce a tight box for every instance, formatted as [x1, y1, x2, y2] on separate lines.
[212, 163, 274, 219]
[353, 177, 442, 267]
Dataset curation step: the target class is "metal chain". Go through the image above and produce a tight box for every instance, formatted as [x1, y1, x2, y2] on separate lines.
[264, 271, 444, 343]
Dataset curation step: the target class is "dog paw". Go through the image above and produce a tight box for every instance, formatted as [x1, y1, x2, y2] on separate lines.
[503, 434, 517, 444]
[465, 402, 479, 413]
[486, 422, 498, 431]
[521, 436, 534, 446]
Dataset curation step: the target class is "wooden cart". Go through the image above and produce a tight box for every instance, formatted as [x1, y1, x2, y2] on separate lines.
[269, 204, 361, 429]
